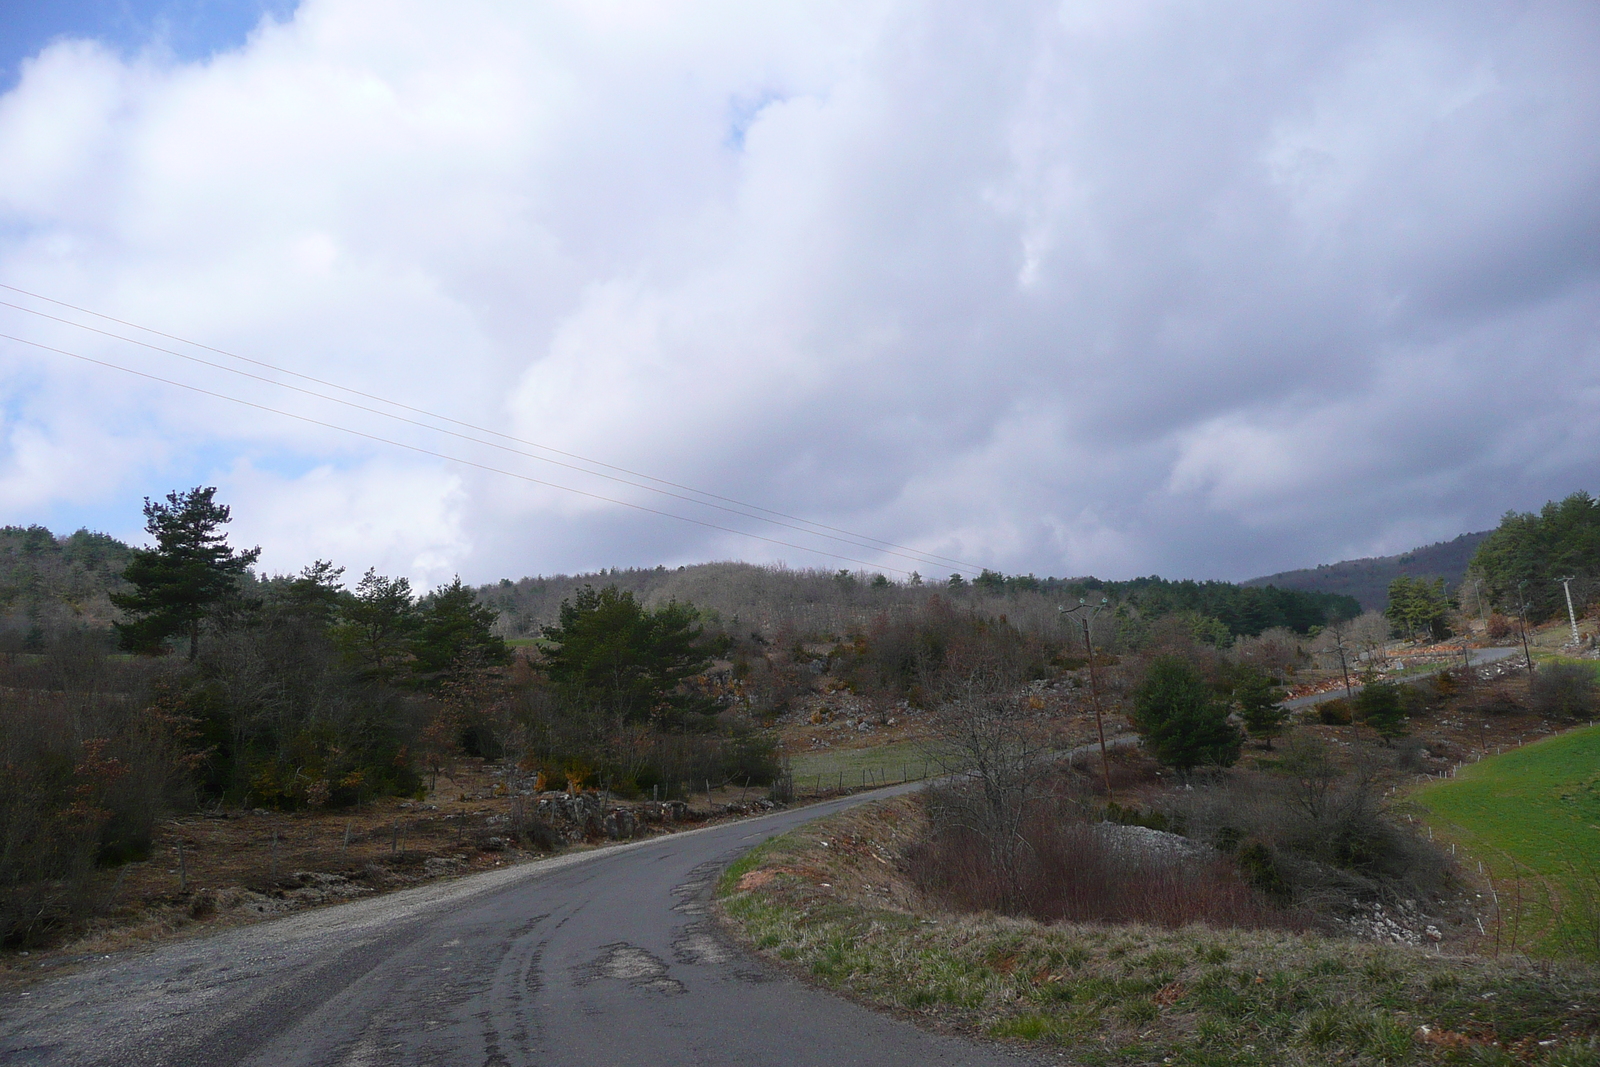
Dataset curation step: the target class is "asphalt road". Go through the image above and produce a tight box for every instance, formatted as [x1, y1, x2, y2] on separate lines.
[0, 784, 1042, 1067]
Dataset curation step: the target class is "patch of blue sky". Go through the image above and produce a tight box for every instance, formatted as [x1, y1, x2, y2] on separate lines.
[233, 442, 366, 482]
[0, 362, 47, 425]
[0, 0, 299, 91]
[28, 499, 143, 542]
[36, 441, 365, 539]
[724, 90, 786, 151]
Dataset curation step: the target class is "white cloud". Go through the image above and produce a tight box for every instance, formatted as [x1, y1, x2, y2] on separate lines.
[0, 0, 1596, 586]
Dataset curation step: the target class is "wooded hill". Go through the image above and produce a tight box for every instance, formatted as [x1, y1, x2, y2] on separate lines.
[1244, 531, 1490, 613]
[476, 564, 1359, 643]
[1470, 491, 1600, 622]
[0, 525, 131, 647]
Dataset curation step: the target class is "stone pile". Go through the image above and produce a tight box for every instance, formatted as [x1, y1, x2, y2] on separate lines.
[525, 791, 692, 843]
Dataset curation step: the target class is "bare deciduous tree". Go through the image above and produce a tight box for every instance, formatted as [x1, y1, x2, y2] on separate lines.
[925, 637, 1055, 911]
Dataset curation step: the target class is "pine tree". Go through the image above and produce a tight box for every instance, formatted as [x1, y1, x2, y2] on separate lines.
[111, 487, 259, 659]
[411, 577, 509, 685]
[541, 585, 711, 724]
[332, 569, 421, 682]
[1354, 681, 1407, 744]
[1131, 656, 1241, 778]
[1235, 666, 1287, 749]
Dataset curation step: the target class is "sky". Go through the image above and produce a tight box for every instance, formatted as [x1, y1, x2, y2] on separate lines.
[0, 0, 1596, 589]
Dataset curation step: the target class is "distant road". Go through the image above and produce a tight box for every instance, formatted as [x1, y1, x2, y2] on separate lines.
[0, 785, 1041, 1067]
[1283, 645, 1520, 709]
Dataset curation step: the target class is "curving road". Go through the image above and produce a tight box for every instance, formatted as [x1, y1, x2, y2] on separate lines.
[0, 785, 1042, 1067]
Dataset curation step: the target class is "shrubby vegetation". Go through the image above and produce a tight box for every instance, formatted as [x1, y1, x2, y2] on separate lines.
[0, 489, 769, 945]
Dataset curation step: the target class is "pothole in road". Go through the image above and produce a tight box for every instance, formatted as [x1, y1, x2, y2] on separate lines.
[670, 859, 724, 916]
[672, 923, 731, 965]
[575, 943, 684, 995]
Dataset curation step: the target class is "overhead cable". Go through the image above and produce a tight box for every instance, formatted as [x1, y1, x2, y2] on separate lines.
[0, 297, 966, 574]
[0, 282, 982, 575]
[0, 331, 917, 577]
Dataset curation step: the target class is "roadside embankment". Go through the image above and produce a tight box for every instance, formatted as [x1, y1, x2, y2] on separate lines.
[718, 796, 1600, 1066]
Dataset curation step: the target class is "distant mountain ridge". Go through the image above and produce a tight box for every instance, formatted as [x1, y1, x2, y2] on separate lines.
[1243, 531, 1491, 613]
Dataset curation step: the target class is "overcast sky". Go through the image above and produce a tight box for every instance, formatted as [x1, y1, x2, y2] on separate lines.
[0, 0, 1595, 588]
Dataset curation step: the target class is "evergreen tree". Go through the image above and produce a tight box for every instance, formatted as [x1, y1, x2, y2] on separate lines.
[332, 569, 421, 682]
[1472, 491, 1600, 621]
[111, 487, 259, 659]
[1131, 656, 1242, 777]
[1384, 575, 1451, 642]
[1354, 681, 1407, 744]
[541, 585, 711, 724]
[1235, 666, 1287, 749]
[411, 577, 509, 685]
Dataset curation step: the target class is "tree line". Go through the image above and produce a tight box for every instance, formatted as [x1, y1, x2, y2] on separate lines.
[1471, 490, 1599, 623]
[0, 488, 768, 944]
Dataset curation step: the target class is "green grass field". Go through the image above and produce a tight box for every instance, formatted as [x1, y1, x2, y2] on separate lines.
[786, 739, 952, 793]
[1414, 723, 1600, 956]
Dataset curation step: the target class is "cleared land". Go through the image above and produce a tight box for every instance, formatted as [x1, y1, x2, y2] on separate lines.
[1413, 718, 1600, 956]
[718, 798, 1600, 1066]
[787, 739, 950, 793]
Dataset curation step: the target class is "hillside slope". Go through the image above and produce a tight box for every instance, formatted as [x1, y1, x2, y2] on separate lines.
[1244, 530, 1489, 612]
[0, 525, 131, 645]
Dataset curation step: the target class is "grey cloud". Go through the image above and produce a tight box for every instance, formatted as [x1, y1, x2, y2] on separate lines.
[0, 0, 1595, 586]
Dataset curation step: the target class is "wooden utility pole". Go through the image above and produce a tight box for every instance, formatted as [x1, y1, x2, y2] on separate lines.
[1517, 580, 1536, 674]
[1061, 599, 1112, 800]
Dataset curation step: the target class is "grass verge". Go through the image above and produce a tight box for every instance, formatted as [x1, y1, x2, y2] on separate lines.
[718, 797, 1600, 1066]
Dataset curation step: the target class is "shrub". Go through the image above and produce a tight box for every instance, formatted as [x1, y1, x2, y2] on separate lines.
[1487, 613, 1514, 642]
[909, 787, 1304, 931]
[1530, 662, 1598, 720]
[1156, 737, 1452, 909]
[1354, 682, 1407, 743]
[1317, 699, 1353, 725]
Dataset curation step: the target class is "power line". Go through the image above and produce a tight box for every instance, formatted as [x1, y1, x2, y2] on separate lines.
[0, 281, 982, 575]
[0, 331, 920, 577]
[0, 297, 967, 574]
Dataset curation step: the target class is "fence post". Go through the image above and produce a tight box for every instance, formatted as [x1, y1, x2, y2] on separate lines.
[176, 838, 187, 893]
[270, 830, 279, 879]
[343, 822, 351, 851]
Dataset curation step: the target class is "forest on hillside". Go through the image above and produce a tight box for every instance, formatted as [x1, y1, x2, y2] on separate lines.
[477, 566, 1359, 646]
[1244, 531, 1490, 612]
[1470, 491, 1600, 623]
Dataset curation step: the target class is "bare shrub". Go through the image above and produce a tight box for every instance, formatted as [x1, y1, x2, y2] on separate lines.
[909, 786, 1304, 931]
[1232, 626, 1308, 678]
[0, 642, 197, 946]
[1529, 662, 1598, 721]
[923, 622, 1053, 911]
[1156, 736, 1452, 910]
